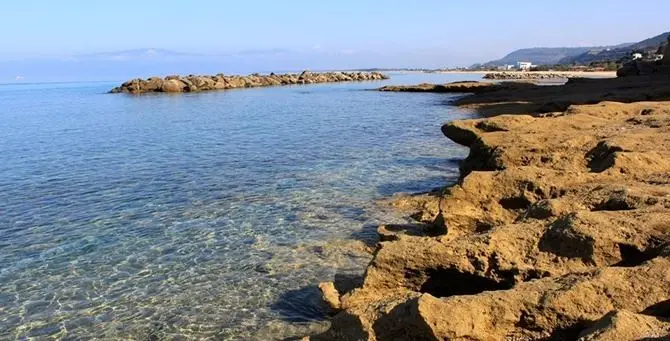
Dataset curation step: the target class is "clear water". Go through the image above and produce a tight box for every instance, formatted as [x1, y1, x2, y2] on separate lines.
[0, 72, 479, 340]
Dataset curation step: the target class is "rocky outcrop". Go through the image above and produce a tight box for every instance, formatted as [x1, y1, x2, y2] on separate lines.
[110, 71, 388, 94]
[615, 60, 670, 77]
[577, 310, 670, 340]
[618, 37, 670, 77]
[378, 81, 537, 94]
[309, 76, 670, 340]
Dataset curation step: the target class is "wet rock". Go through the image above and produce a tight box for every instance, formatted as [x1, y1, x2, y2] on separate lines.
[318, 282, 341, 311]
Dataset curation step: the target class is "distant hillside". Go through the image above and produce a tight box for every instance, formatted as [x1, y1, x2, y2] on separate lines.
[475, 46, 626, 67]
[558, 31, 670, 65]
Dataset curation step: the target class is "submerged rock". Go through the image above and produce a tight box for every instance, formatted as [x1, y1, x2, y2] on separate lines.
[109, 71, 388, 94]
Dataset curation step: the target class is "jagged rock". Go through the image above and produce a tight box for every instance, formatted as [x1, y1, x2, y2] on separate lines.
[308, 77, 670, 340]
[378, 81, 537, 94]
[110, 71, 388, 94]
[319, 282, 342, 311]
[577, 310, 670, 341]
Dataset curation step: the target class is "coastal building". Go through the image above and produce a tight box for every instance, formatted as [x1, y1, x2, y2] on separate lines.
[516, 61, 533, 71]
[632, 53, 643, 60]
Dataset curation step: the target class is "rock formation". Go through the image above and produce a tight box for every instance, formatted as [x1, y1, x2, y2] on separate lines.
[311, 76, 670, 340]
[618, 36, 670, 77]
[109, 71, 388, 94]
[662, 35, 670, 65]
[378, 81, 536, 94]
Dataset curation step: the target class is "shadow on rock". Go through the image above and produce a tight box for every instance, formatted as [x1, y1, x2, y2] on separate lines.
[270, 286, 329, 323]
[454, 74, 670, 117]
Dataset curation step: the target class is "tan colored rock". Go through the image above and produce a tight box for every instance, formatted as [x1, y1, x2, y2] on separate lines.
[319, 282, 342, 311]
[309, 76, 670, 340]
[577, 310, 670, 341]
[110, 71, 389, 94]
[160, 79, 185, 93]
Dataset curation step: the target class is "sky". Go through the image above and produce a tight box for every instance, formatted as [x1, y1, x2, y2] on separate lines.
[1, 0, 669, 81]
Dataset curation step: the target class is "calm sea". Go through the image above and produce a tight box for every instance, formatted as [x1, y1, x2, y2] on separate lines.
[0, 72, 479, 340]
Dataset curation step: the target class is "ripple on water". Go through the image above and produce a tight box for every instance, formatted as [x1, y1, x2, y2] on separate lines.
[0, 73, 478, 340]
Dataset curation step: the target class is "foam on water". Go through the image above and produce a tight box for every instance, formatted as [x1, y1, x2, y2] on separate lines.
[0, 73, 479, 340]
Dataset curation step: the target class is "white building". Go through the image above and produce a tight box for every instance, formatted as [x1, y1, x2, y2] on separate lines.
[516, 61, 533, 71]
[632, 53, 643, 60]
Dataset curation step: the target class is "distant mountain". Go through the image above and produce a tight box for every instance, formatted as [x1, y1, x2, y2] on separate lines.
[73, 48, 204, 62]
[558, 31, 670, 65]
[475, 45, 629, 67]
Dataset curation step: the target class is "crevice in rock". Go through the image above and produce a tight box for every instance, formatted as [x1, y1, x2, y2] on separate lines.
[499, 196, 532, 210]
[537, 101, 571, 113]
[419, 267, 513, 298]
[541, 319, 593, 341]
[475, 221, 495, 233]
[586, 141, 624, 173]
[475, 120, 508, 132]
[614, 241, 666, 267]
[457, 140, 506, 177]
[592, 195, 638, 211]
[549, 186, 567, 199]
[642, 299, 670, 318]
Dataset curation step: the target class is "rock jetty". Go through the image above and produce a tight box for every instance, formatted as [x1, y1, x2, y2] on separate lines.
[309, 74, 670, 340]
[110, 71, 388, 94]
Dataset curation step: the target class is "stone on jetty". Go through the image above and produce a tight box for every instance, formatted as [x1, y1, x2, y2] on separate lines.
[110, 71, 388, 94]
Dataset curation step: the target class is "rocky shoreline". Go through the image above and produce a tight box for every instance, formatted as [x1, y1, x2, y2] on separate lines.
[109, 71, 388, 94]
[308, 74, 670, 340]
[378, 81, 537, 94]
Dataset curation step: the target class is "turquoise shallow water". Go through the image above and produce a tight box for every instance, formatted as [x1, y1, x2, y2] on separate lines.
[0, 73, 479, 340]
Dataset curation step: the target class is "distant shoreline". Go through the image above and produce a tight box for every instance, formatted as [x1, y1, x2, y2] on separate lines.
[434, 70, 617, 78]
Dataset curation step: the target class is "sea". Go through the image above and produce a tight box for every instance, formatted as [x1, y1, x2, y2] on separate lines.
[0, 72, 480, 340]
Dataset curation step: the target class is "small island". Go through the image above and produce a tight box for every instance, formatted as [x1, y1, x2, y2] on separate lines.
[110, 71, 388, 94]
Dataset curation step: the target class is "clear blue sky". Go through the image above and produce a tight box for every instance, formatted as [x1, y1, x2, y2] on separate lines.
[1, 0, 669, 80]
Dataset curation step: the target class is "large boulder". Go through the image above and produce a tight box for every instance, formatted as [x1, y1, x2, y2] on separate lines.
[160, 79, 186, 93]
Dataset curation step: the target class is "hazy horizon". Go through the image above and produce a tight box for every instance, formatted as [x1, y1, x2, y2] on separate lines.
[2, 0, 669, 82]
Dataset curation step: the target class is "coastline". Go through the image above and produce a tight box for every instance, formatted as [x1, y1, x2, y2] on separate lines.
[309, 74, 670, 340]
[433, 70, 617, 78]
